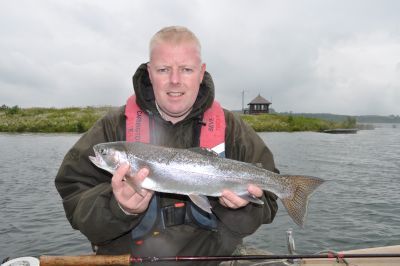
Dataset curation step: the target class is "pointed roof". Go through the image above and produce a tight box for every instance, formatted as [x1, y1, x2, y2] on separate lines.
[248, 94, 271, 105]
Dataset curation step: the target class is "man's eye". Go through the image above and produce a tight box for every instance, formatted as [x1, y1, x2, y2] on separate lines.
[157, 68, 168, 73]
[182, 68, 193, 73]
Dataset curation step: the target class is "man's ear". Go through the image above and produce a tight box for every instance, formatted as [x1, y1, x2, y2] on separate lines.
[147, 63, 153, 84]
[200, 63, 206, 82]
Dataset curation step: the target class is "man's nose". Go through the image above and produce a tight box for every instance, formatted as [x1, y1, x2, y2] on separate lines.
[169, 69, 181, 85]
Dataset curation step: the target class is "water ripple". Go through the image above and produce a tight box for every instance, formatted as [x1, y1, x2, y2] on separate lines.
[247, 126, 400, 253]
[1, 128, 399, 258]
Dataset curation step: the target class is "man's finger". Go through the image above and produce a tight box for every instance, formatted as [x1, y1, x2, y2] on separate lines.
[248, 184, 263, 198]
[219, 196, 235, 208]
[124, 167, 149, 195]
[136, 167, 149, 182]
[124, 190, 154, 214]
[135, 190, 154, 210]
[220, 189, 248, 208]
[111, 163, 131, 189]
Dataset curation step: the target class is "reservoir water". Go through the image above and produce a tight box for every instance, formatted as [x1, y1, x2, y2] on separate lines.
[1, 125, 399, 259]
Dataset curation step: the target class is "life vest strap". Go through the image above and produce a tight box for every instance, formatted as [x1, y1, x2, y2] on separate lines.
[125, 95, 150, 143]
[130, 195, 159, 240]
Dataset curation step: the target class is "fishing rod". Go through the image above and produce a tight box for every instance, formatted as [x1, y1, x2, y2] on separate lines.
[129, 253, 400, 263]
[35, 252, 400, 266]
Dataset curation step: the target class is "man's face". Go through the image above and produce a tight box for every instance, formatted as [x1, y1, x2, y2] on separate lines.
[147, 41, 206, 122]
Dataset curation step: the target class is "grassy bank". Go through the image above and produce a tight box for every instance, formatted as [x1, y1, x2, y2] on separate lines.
[241, 113, 356, 132]
[0, 106, 114, 133]
[0, 105, 355, 133]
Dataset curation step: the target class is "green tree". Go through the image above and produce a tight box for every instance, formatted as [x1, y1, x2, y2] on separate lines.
[5, 105, 20, 115]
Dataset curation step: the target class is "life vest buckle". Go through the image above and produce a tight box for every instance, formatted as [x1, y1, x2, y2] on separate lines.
[161, 202, 187, 228]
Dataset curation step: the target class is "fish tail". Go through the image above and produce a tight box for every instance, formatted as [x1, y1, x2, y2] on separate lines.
[281, 175, 324, 228]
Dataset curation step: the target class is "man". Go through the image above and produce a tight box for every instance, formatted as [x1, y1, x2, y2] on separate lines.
[56, 26, 278, 265]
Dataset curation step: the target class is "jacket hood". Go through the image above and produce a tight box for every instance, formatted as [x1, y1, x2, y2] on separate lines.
[132, 63, 215, 120]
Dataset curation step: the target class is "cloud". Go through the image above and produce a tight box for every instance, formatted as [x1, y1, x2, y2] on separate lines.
[1, 0, 399, 115]
[310, 32, 400, 115]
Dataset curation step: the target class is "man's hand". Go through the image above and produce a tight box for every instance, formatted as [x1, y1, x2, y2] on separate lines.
[219, 184, 263, 209]
[111, 163, 154, 215]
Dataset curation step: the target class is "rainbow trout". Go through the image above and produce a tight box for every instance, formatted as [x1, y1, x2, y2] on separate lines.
[89, 141, 324, 227]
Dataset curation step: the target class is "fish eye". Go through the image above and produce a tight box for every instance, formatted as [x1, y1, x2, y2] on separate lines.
[99, 148, 108, 155]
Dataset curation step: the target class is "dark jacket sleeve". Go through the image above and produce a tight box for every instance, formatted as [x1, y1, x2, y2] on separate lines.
[55, 108, 141, 245]
[211, 110, 279, 238]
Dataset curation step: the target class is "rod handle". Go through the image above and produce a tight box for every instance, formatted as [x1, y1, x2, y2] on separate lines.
[39, 255, 131, 266]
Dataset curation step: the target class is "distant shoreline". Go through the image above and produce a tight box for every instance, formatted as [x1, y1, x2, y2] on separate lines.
[240, 113, 357, 132]
[0, 105, 393, 133]
[0, 106, 114, 133]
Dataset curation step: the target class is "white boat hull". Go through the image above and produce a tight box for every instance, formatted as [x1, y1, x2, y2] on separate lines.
[300, 245, 400, 266]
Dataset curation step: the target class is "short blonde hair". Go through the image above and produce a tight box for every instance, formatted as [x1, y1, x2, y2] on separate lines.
[149, 26, 202, 60]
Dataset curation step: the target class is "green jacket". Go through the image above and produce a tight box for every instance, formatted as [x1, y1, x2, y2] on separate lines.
[55, 64, 278, 265]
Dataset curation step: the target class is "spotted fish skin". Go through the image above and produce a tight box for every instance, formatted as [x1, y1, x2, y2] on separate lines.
[89, 141, 324, 227]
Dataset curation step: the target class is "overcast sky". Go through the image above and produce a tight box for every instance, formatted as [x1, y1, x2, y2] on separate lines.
[1, 0, 399, 115]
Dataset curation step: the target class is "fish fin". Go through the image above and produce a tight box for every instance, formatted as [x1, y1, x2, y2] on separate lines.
[188, 194, 212, 213]
[188, 147, 219, 157]
[281, 175, 324, 228]
[238, 193, 264, 205]
[253, 162, 263, 168]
